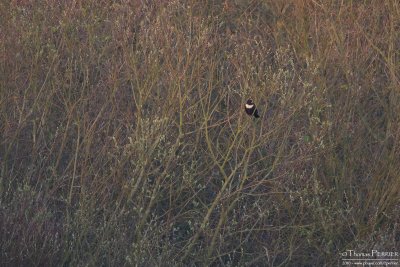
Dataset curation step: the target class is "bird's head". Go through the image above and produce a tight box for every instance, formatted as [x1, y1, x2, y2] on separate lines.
[246, 99, 254, 105]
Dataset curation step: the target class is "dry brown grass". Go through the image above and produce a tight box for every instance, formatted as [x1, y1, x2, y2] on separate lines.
[1, 0, 399, 266]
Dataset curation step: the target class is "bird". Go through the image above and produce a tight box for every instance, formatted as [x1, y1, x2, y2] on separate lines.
[244, 99, 260, 118]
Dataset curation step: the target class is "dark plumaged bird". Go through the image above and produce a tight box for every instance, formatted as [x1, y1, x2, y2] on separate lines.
[245, 99, 260, 118]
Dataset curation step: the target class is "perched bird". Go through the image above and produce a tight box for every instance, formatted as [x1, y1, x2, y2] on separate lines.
[244, 99, 260, 118]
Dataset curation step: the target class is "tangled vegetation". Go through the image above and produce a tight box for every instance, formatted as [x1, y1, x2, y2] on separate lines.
[1, 0, 399, 266]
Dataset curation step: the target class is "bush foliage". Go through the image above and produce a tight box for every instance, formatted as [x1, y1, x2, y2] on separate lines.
[1, 0, 399, 266]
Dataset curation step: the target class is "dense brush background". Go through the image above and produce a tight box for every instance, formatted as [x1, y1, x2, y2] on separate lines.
[1, 0, 400, 266]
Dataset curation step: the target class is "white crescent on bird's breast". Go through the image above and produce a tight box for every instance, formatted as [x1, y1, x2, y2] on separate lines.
[245, 104, 254, 109]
